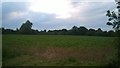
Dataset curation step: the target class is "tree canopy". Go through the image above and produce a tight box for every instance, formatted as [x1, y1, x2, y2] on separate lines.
[106, 10, 120, 31]
[1, 20, 119, 37]
[19, 20, 33, 34]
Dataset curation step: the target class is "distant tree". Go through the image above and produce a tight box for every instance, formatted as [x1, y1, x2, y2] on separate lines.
[43, 30, 46, 32]
[108, 30, 115, 37]
[95, 28, 103, 36]
[61, 29, 68, 35]
[70, 26, 79, 35]
[16, 28, 19, 31]
[102, 31, 108, 36]
[0, 28, 2, 34]
[86, 29, 96, 36]
[53, 30, 59, 35]
[4, 29, 15, 34]
[1, 27, 4, 34]
[72, 26, 78, 30]
[78, 26, 88, 35]
[31, 29, 39, 34]
[15, 28, 19, 34]
[48, 30, 54, 35]
[19, 20, 33, 34]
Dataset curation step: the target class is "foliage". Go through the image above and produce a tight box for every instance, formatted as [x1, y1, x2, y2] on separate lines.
[1, 20, 119, 36]
[106, 10, 120, 31]
[1, 26, 118, 37]
[19, 20, 33, 34]
[106, 9, 120, 67]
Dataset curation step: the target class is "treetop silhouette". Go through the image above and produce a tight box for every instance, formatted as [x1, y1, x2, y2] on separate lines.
[19, 20, 33, 34]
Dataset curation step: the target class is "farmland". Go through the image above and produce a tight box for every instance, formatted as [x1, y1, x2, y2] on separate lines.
[2, 35, 118, 66]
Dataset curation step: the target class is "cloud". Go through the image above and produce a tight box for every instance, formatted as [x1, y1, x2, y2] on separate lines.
[8, 11, 26, 20]
[2, 2, 29, 20]
[2, 2, 29, 13]
[2, 0, 114, 2]
[2, 0, 31, 2]
[2, 2, 29, 29]
[71, 0, 114, 2]
[28, 0, 77, 19]
[2, 1, 116, 31]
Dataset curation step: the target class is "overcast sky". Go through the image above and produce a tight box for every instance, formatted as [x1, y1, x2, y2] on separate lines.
[1, 0, 117, 31]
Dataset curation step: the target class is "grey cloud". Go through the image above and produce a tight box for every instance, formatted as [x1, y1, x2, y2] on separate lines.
[2, 2, 116, 31]
[2, 2, 29, 20]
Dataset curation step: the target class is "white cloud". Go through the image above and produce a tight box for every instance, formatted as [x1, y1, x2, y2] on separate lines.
[2, 0, 115, 2]
[72, 0, 114, 2]
[2, 2, 116, 31]
[29, 0, 78, 19]
[8, 12, 26, 20]
[1, 0, 30, 2]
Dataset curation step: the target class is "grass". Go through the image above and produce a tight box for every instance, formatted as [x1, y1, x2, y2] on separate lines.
[2, 35, 118, 66]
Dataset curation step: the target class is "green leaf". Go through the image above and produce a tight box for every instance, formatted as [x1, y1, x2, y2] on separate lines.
[107, 22, 113, 25]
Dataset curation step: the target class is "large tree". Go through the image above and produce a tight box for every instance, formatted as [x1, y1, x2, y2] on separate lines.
[106, 10, 120, 31]
[106, 9, 120, 66]
[19, 20, 33, 34]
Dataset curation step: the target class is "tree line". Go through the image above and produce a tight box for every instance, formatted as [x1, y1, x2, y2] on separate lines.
[1, 20, 120, 37]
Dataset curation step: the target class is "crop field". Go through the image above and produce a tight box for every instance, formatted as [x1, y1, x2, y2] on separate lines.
[2, 35, 118, 66]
